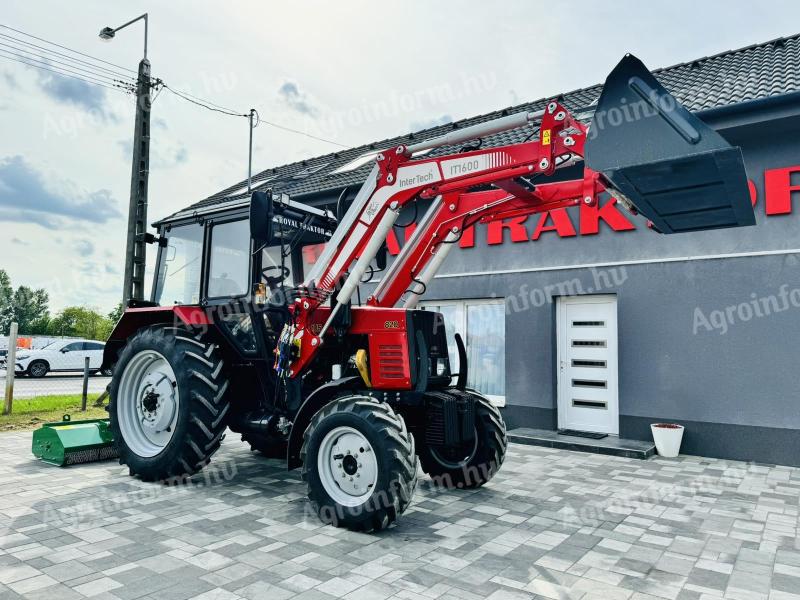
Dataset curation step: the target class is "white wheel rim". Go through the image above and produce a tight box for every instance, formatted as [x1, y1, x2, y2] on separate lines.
[117, 350, 179, 458]
[317, 426, 379, 507]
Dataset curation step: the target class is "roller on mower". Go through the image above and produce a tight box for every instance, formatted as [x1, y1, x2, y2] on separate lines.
[73, 53, 758, 531]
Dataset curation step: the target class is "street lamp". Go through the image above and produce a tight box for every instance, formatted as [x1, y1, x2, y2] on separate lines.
[98, 13, 151, 306]
[98, 13, 148, 59]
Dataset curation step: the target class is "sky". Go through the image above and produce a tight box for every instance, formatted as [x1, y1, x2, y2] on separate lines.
[1, 0, 799, 315]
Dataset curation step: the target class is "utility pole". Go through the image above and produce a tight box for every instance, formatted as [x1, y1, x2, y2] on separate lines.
[99, 14, 151, 305]
[248, 108, 256, 193]
[124, 58, 151, 303]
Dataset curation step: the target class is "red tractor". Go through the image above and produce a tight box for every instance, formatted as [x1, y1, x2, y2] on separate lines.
[102, 56, 755, 530]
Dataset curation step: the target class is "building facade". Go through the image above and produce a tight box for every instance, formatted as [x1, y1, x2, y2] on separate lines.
[163, 36, 800, 465]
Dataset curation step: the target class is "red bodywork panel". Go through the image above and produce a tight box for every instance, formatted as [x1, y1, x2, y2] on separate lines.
[306, 306, 413, 389]
[106, 306, 210, 344]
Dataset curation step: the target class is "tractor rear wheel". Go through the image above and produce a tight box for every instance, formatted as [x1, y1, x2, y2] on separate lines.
[108, 326, 230, 482]
[301, 396, 418, 531]
[418, 390, 507, 489]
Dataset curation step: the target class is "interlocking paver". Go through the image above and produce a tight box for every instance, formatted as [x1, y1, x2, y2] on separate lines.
[2, 431, 800, 599]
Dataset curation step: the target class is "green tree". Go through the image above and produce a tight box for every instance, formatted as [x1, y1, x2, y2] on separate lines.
[108, 302, 124, 324]
[0, 270, 12, 333]
[12, 286, 49, 334]
[47, 306, 114, 341]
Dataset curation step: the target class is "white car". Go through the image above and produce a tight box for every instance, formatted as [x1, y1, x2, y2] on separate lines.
[13, 339, 111, 378]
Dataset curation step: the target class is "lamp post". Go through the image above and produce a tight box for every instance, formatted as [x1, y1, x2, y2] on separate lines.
[99, 14, 151, 305]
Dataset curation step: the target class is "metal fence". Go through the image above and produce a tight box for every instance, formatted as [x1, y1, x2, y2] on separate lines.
[2, 323, 109, 419]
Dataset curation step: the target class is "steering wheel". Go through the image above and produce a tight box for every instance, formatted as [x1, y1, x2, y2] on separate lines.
[262, 264, 290, 287]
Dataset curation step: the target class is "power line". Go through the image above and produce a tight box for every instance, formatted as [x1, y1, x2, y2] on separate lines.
[0, 41, 135, 87]
[159, 84, 349, 147]
[0, 22, 350, 147]
[0, 51, 133, 94]
[161, 85, 245, 113]
[254, 115, 350, 148]
[0, 31, 135, 81]
[160, 83, 248, 117]
[0, 23, 136, 74]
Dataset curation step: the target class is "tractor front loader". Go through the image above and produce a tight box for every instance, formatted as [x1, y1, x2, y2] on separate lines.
[102, 55, 755, 531]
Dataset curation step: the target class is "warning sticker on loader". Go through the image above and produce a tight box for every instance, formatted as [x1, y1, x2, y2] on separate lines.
[542, 129, 551, 145]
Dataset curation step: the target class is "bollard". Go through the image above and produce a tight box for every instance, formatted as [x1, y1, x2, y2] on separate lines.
[3, 322, 17, 415]
[81, 356, 90, 411]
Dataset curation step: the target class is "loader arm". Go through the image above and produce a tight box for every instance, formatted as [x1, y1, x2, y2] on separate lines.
[278, 54, 755, 379]
[368, 178, 604, 309]
[283, 99, 599, 376]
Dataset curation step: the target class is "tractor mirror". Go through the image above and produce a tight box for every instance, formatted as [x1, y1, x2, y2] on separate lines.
[375, 243, 388, 270]
[250, 191, 274, 243]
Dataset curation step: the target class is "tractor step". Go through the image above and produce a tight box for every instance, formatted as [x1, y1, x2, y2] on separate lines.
[32, 415, 118, 466]
[585, 54, 755, 234]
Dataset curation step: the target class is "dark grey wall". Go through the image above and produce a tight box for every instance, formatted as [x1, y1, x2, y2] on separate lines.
[401, 114, 800, 465]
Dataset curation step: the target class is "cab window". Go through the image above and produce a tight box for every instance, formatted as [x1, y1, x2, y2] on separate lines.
[262, 246, 294, 287]
[156, 223, 204, 305]
[208, 220, 251, 298]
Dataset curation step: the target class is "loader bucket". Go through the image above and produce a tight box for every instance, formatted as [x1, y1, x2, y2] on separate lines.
[584, 54, 755, 234]
[32, 415, 118, 466]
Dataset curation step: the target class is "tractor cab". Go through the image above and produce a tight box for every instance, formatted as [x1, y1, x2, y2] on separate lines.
[149, 191, 335, 362]
[152, 191, 334, 309]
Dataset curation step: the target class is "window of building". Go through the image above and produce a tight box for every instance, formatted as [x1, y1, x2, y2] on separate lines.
[292, 163, 330, 179]
[208, 220, 251, 298]
[329, 148, 432, 175]
[421, 299, 505, 406]
[329, 151, 381, 175]
[156, 223, 204, 305]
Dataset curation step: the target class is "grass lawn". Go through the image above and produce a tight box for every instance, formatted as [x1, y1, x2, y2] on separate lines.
[1, 394, 107, 431]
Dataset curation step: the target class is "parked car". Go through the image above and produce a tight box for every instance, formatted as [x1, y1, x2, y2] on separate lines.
[14, 339, 112, 378]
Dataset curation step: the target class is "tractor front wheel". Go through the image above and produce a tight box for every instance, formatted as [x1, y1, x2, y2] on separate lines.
[418, 391, 507, 489]
[108, 326, 230, 482]
[301, 396, 418, 531]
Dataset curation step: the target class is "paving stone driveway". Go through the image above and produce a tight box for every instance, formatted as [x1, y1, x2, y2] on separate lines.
[1, 430, 799, 600]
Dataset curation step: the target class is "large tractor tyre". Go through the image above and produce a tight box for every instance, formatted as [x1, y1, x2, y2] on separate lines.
[300, 396, 418, 531]
[108, 326, 230, 482]
[27, 360, 49, 378]
[418, 391, 507, 489]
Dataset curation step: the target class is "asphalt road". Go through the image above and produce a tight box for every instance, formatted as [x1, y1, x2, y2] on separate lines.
[0, 369, 111, 399]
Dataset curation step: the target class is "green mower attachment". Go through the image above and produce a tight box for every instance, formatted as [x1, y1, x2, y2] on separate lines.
[32, 414, 118, 466]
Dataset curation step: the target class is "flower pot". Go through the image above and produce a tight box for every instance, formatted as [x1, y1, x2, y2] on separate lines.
[650, 423, 684, 458]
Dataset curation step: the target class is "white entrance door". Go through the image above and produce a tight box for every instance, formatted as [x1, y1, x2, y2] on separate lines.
[557, 296, 619, 435]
